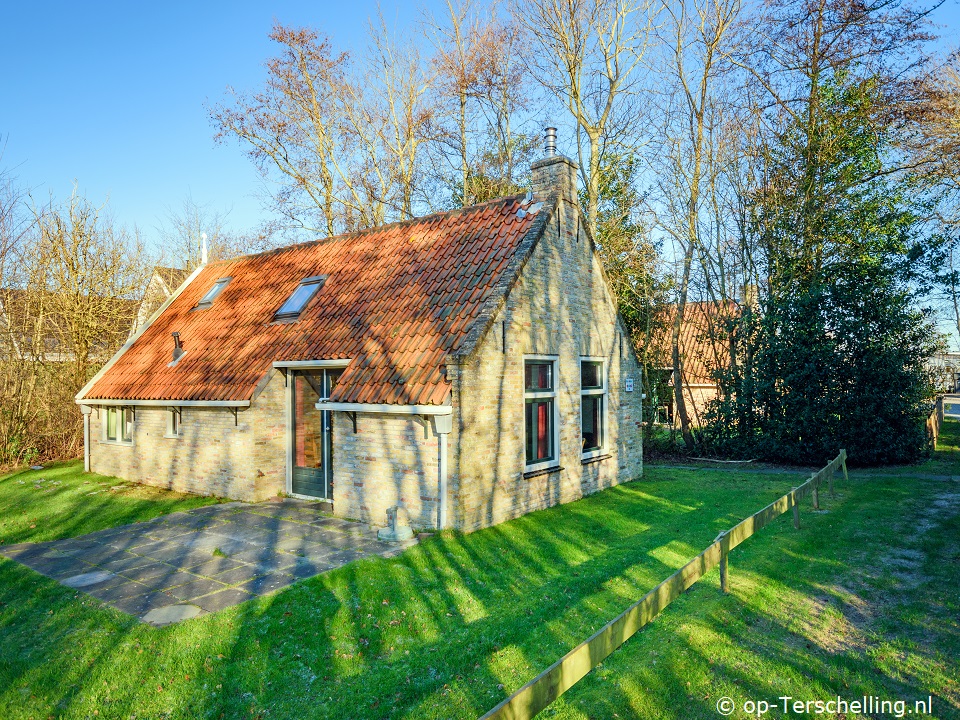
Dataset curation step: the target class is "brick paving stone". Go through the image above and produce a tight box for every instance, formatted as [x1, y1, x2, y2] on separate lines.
[85, 579, 153, 602]
[118, 562, 180, 583]
[141, 570, 201, 592]
[167, 577, 229, 602]
[287, 558, 338, 578]
[182, 557, 245, 577]
[97, 554, 158, 574]
[192, 588, 254, 613]
[237, 572, 296, 595]
[212, 564, 266, 586]
[24, 557, 94, 579]
[109, 591, 180, 616]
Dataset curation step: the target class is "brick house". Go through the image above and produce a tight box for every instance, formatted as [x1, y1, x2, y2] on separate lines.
[76, 145, 644, 532]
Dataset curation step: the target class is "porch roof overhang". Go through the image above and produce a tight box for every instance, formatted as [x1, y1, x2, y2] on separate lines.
[315, 401, 452, 415]
[77, 399, 251, 408]
[272, 359, 352, 370]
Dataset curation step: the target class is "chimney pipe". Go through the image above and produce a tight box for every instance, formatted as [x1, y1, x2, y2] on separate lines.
[171, 331, 184, 362]
[544, 127, 557, 157]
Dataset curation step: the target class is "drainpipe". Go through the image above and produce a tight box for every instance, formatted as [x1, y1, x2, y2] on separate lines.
[432, 414, 453, 529]
[80, 405, 92, 471]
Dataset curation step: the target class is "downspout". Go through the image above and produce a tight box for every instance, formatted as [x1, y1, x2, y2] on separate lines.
[80, 405, 92, 472]
[432, 413, 453, 529]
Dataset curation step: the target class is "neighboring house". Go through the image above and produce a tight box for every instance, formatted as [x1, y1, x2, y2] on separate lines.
[75, 146, 644, 532]
[647, 301, 737, 426]
[927, 351, 960, 394]
[134, 266, 191, 331]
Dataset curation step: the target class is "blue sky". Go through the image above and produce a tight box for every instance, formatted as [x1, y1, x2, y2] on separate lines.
[2, 1, 959, 255]
[0, 1, 445, 249]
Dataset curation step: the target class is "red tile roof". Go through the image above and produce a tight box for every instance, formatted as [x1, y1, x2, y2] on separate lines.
[82, 195, 549, 405]
[648, 301, 738, 385]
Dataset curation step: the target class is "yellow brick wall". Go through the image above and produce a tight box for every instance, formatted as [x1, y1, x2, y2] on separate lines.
[88, 370, 287, 502]
[451, 164, 644, 532]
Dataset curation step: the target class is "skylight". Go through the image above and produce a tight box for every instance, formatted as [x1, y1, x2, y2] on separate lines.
[196, 277, 231, 309]
[274, 276, 326, 320]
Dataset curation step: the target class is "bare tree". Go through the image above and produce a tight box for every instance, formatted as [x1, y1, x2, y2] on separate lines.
[157, 195, 275, 270]
[426, 0, 539, 206]
[516, 0, 660, 235]
[649, 0, 743, 447]
[210, 25, 351, 236]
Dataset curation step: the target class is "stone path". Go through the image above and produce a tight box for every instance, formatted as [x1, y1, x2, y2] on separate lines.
[0, 499, 416, 626]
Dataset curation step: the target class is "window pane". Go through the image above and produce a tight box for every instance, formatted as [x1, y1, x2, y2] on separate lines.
[198, 278, 230, 307]
[581, 361, 602, 389]
[106, 408, 117, 440]
[122, 408, 133, 442]
[277, 279, 324, 317]
[582, 395, 603, 452]
[525, 399, 554, 463]
[524, 361, 553, 391]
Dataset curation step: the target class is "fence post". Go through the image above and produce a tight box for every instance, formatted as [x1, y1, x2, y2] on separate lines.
[812, 473, 820, 510]
[791, 489, 800, 529]
[828, 466, 835, 498]
[841, 449, 848, 482]
[715, 532, 729, 593]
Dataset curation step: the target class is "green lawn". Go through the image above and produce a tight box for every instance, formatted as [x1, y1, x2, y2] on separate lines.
[0, 442, 957, 719]
[0, 461, 219, 545]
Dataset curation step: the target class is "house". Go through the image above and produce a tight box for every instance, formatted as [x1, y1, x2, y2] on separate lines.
[647, 301, 738, 426]
[75, 141, 644, 532]
[134, 266, 191, 331]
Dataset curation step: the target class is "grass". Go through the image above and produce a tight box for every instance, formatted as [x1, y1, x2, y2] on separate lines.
[0, 461, 219, 545]
[0, 442, 957, 719]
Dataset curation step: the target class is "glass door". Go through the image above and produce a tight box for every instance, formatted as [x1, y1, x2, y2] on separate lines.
[292, 369, 341, 499]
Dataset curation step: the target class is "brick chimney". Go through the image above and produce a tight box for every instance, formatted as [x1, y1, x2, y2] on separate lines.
[531, 126, 578, 204]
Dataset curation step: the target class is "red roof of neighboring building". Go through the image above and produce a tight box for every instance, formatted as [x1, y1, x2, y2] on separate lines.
[82, 195, 548, 405]
[648, 301, 738, 385]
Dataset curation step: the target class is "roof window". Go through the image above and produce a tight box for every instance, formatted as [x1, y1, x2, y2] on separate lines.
[274, 275, 326, 320]
[195, 277, 231, 309]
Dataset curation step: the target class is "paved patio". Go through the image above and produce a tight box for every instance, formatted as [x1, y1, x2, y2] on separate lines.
[0, 499, 415, 626]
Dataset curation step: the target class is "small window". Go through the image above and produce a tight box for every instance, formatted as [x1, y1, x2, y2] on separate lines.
[196, 277, 231, 309]
[104, 407, 134, 444]
[275, 276, 326, 320]
[524, 359, 557, 467]
[581, 360, 605, 455]
[166, 407, 182, 438]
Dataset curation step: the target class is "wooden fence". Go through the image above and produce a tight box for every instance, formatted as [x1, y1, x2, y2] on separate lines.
[480, 450, 849, 720]
[927, 396, 944, 450]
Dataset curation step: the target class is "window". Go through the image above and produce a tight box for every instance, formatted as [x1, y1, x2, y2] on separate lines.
[195, 277, 231, 309]
[524, 358, 557, 467]
[104, 407, 133, 444]
[275, 276, 326, 320]
[581, 360, 605, 455]
[166, 407, 182, 438]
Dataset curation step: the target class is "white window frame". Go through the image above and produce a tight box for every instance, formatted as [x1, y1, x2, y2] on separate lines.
[165, 407, 182, 438]
[102, 406, 134, 445]
[523, 355, 560, 472]
[580, 357, 607, 459]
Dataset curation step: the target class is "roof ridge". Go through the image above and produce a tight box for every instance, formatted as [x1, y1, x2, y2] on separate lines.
[206, 193, 529, 267]
[449, 191, 560, 362]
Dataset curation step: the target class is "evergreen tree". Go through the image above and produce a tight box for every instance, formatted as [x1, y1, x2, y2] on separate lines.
[707, 75, 938, 465]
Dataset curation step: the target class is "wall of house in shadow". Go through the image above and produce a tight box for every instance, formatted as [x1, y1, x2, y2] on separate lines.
[453, 188, 644, 533]
[87, 370, 288, 501]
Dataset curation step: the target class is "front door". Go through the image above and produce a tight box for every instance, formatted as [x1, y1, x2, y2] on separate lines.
[291, 369, 341, 499]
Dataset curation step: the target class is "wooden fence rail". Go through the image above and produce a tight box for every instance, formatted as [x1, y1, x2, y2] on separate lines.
[480, 450, 849, 720]
[927, 396, 944, 450]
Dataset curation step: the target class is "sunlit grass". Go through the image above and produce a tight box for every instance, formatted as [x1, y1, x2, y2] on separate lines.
[0, 438, 957, 719]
